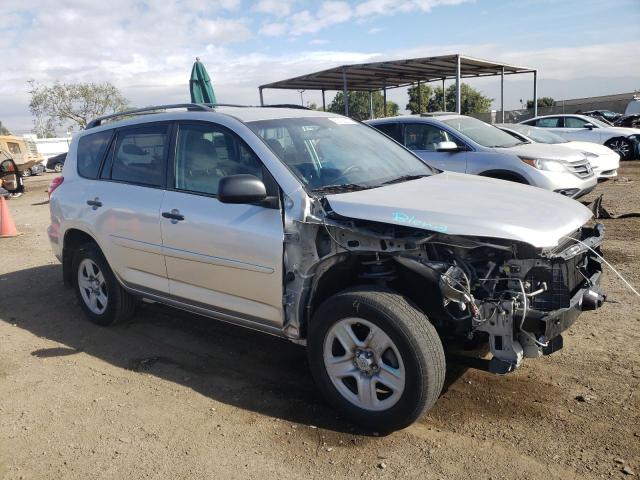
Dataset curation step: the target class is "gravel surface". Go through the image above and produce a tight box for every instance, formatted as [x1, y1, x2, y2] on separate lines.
[1, 164, 639, 480]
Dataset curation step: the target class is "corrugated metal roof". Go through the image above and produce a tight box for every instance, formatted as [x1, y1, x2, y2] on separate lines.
[259, 54, 534, 91]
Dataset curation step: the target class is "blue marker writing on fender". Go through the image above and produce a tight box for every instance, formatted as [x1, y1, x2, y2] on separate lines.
[392, 212, 448, 233]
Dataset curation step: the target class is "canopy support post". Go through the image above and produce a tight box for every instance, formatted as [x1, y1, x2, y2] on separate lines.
[533, 70, 538, 117]
[417, 80, 422, 114]
[259, 87, 264, 106]
[501, 67, 505, 123]
[368, 90, 373, 119]
[342, 67, 349, 117]
[442, 78, 446, 111]
[383, 83, 387, 117]
[321, 89, 326, 111]
[455, 55, 461, 114]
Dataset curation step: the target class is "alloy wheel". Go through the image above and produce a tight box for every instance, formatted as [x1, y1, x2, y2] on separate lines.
[77, 258, 108, 315]
[323, 317, 405, 411]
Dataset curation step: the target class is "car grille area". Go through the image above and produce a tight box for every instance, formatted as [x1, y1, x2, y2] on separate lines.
[567, 160, 594, 179]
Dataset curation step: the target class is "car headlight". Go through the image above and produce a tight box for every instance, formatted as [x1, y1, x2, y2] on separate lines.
[519, 157, 567, 172]
[581, 151, 598, 158]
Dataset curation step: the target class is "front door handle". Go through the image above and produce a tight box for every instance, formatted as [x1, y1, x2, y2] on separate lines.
[86, 198, 102, 209]
[162, 210, 185, 222]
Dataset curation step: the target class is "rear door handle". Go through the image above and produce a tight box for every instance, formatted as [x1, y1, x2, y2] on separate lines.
[86, 198, 102, 209]
[162, 210, 185, 222]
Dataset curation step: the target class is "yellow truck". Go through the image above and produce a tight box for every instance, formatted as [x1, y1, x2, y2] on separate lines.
[0, 135, 44, 176]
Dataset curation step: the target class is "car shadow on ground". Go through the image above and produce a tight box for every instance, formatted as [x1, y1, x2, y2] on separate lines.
[0, 264, 468, 435]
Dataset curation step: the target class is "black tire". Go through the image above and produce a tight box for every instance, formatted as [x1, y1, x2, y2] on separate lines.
[54, 163, 63, 173]
[71, 242, 137, 326]
[307, 287, 446, 432]
[21, 169, 31, 178]
[605, 137, 635, 161]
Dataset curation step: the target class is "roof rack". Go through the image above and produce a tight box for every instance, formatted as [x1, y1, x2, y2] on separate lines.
[85, 103, 214, 129]
[85, 102, 313, 129]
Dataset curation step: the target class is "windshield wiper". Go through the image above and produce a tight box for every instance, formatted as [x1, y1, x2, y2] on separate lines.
[379, 174, 430, 186]
[312, 183, 371, 194]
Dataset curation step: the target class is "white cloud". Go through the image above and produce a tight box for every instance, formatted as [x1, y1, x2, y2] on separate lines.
[309, 39, 329, 45]
[252, 0, 294, 16]
[259, 22, 288, 36]
[355, 0, 473, 17]
[368, 27, 384, 34]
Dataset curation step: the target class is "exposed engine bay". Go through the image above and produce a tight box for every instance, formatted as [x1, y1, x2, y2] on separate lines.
[282, 195, 606, 373]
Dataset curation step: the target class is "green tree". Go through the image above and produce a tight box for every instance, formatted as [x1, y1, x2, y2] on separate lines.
[426, 83, 493, 114]
[0, 121, 10, 135]
[527, 97, 554, 109]
[28, 81, 130, 132]
[406, 84, 433, 114]
[327, 91, 398, 120]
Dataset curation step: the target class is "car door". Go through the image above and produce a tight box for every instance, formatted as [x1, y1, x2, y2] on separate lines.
[160, 121, 284, 329]
[87, 123, 170, 294]
[558, 116, 603, 142]
[403, 123, 467, 172]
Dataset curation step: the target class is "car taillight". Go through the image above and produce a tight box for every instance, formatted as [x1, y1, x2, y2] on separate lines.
[48, 176, 64, 198]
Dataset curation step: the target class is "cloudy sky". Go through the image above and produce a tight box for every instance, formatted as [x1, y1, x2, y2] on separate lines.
[1, 0, 639, 134]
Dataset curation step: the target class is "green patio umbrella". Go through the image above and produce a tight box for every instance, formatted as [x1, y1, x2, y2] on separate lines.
[190, 57, 217, 104]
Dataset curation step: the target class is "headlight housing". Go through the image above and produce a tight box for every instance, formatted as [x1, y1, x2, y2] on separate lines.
[581, 151, 598, 158]
[519, 157, 567, 172]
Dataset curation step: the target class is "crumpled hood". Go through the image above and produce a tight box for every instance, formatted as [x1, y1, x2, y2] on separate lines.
[503, 143, 587, 162]
[325, 172, 592, 248]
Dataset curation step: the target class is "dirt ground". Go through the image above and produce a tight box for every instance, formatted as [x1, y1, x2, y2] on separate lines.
[1, 164, 639, 480]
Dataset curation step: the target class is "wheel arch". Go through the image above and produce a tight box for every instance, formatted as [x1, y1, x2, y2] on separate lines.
[62, 228, 102, 287]
[302, 254, 443, 339]
[478, 169, 529, 184]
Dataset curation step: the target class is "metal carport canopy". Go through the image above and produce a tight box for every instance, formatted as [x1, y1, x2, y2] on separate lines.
[258, 54, 538, 120]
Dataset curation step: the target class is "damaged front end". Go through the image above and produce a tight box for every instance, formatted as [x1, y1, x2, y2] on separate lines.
[282, 195, 605, 374]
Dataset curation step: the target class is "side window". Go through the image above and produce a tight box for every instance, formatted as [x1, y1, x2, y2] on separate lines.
[564, 117, 589, 128]
[110, 125, 167, 187]
[374, 123, 403, 143]
[77, 130, 113, 179]
[404, 124, 461, 151]
[174, 123, 263, 196]
[535, 117, 562, 128]
[7, 142, 21, 154]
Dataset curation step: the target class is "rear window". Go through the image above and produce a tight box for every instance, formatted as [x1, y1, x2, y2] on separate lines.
[77, 130, 112, 179]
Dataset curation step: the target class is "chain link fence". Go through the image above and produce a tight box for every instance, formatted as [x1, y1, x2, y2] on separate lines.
[469, 93, 636, 124]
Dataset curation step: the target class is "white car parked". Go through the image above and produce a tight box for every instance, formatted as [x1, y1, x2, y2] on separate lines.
[497, 123, 619, 179]
[520, 114, 640, 161]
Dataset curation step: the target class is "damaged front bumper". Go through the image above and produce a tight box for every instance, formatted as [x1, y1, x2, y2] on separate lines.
[478, 224, 605, 374]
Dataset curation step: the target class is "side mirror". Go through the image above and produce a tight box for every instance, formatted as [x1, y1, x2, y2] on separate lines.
[0, 159, 24, 195]
[218, 174, 267, 204]
[584, 123, 595, 130]
[436, 141, 461, 152]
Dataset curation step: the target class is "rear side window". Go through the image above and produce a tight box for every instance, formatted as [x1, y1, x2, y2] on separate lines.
[110, 125, 168, 187]
[535, 117, 562, 128]
[373, 123, 403, 143]
[77, 130, 112, 179]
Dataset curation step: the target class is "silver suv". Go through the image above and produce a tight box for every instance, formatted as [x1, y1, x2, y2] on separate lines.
[48, 104, 605, 432]
[367, 114, 597, 198]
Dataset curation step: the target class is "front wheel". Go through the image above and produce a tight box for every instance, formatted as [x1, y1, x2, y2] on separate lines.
[307, 287, 446, 432]
[606, 138, 635, 161]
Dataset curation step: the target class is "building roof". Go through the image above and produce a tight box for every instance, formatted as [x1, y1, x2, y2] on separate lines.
[259, 54, 535, 92]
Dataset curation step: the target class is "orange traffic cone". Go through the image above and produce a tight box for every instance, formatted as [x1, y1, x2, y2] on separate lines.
[0, 196, 18, 238]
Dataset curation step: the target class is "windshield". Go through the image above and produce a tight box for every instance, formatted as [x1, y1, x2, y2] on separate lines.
[586, 117, 610, 128]
[506, 124, 568, 144]
[442, 116, 522, 148]
[247, 116, 433, 192]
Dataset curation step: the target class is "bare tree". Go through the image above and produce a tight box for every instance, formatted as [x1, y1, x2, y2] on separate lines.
[28, 81, 130, 133]
[0, 121, 10, 136]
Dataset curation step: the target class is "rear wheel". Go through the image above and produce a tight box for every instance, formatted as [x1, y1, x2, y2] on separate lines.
[21, 169, 31, 178]
[72, 243, 137, 326]
[54, 163, 63, 173]
[605, 138, 634, 161]
[307, 287, 445, 432]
